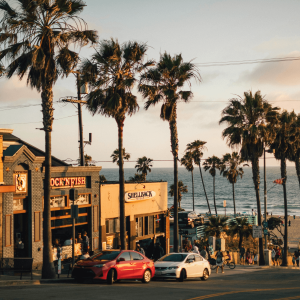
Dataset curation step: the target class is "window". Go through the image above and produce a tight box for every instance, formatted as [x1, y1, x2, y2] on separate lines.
[106, 218, 120, 234]
[34, 212, 41, 242]
[149, 215, 154, 234]
[195, 255, 202, 262]
[131, 252, 144, 260]
[188, 255, 195, 262]
[118, 251, 131, 261]
[155, 214, 164, 233]
[138, 217, 143, 236]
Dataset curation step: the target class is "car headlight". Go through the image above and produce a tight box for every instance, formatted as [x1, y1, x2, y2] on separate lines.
[94, 264, 105, 268]
[168, 266, 179, 270]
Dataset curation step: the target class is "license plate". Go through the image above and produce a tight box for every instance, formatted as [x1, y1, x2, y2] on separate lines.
[155, 271, 162, 275]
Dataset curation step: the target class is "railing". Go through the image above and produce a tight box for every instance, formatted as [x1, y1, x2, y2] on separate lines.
[0, 258, 33, 280]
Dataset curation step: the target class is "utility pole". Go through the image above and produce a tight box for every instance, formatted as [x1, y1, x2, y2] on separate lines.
[77, 73, 84, 166]
[264, 145, 267, 250]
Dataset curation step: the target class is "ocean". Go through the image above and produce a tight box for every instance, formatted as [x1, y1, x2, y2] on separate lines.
[100, 166, 300, 216]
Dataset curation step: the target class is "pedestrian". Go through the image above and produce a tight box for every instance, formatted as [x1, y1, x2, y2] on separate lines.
[215, 249, 224, 274]
[253, 252, 258, 265]
[63, 236, 72, 246]
[82, 231, 89, 253]
[192, 241, 200, 255]
[296, 250, 300, 267]
[245, 248, 251, 265]
[200, 246, 208, 260]
[225, 251, 231, 263]
[271, 247, 276, 266]
[182, 237, 189, 252]
[240, 245, 245, 265]
[292, 251, 297, 267]
[275, 246, 281, 266]
[153, 242, 164, 261]
[136, 243, 145, 256]
[208, 244, 214, 257]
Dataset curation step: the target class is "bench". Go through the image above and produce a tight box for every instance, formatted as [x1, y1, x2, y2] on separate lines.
[0, 258, 33, 280]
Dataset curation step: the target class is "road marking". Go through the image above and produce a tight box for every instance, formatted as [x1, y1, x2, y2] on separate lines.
[274, 297, 300, 300]
[187, 287, 300, 300]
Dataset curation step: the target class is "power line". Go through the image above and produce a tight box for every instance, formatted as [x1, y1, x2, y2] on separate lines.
[0, 101, 61, 112]
[0, 114, 77, 126]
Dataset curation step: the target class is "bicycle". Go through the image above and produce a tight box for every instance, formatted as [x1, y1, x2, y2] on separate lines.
[210, 259, 235, 270]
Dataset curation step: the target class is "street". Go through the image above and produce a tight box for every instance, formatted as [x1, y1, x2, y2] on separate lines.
[0, 267, 299, 300]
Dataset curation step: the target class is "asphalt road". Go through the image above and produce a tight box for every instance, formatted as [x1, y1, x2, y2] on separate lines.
[0, 268, 300, 300]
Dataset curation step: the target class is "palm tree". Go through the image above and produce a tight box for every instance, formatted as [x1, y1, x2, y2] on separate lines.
[100, 175, 107, 182]
[181, 151, 195, 210]
[228, 218, 252, 249]
[135, 156, 153, 181]
[169, 180, 188, 208]
[81, 39, 152, 250]
[270, 110, 299, 266]
[0, 0, 97, 279]
[219, 90, 279, 266]
[204, 216, 228, 238]
[186, 140, 211, 214]
[220, 152, 245, 216]
[139, 53, 201, 252]
[203, 156, 221, 215]
[111, 148, 131, 166]
[84, 154, 92, 166]
[128, 173, 144, 183]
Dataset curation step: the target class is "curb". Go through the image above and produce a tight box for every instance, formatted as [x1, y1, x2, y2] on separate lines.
[0, 278, 74, 287]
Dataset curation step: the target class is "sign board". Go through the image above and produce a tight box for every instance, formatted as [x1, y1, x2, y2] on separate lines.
[14, 173, 27, 194]
[264, 229, 268, 235]
[252, 225, 263, 238]
[125, 190, 156, 203]
[50, 177, 86, 189]
[73, 194, 89, 206]
[50, 196, 65, 208]
[223, 200, 226, 208]
[262, 221, 268, 228]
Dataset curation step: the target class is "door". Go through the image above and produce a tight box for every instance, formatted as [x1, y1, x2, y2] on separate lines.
[185, 255, 199, 277]
[115, 251, 134, 279]
[130, 251, 145, 278]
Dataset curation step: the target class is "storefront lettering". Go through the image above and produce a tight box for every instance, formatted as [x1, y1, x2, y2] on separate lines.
[50, 177, 86, 188]
[125, 190, 156, 202]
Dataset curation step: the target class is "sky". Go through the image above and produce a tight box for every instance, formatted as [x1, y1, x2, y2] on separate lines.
[1, 0, 300, 168]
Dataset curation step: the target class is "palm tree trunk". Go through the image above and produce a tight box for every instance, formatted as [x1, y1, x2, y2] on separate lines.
[213, 176, 217, 215]
[295, 154, 300, 188]
[41, 84, 56, 279]
[198, 163, 211, 214]
[169, 107, 179, 253]
[239, 233, 243, 249]
[117, 119, 126, 250]
[232, 182, 236, 216]
[281, 157, 288, 266]
[251, 155, 265, 266]
[192, 170, 195, 211]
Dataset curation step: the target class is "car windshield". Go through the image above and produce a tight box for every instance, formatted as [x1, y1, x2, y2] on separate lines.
[158, 254, 188, 262]
[89, 251, 120, 261]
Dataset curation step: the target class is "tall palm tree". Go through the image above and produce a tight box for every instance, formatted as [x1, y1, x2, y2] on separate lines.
[181, 151, 195, 210]
[139, 53, 201, 252]
[228, 218, 252, 249]
[219, 90, 279, 266]
[203, 156, 221, 215]
[0, 0, 97, 279]
[169, 180, 188, 208]
[204, 216, 228, 238]
[81, 39, 152, 250]
[186, 140, 211, 214]
[135, 156, 153, 181]
[111, 148, 131, 166]
[220, 152, 245, 216]
[270, 110, 300, 266]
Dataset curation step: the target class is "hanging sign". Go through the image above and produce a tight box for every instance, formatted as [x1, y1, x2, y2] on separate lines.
[252, 225, 262, 238]
[125, 190, 156, 203]
[50, 177, 86, 189]
[14, 173, 27, 194]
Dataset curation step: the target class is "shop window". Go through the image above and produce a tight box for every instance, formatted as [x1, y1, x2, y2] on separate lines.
[145, 216, 149, 235]
[79, 207, 88, 214]
[51, 209, 71, 217]
[135, 217, 143, 237]
[145, 215, 154, 235]
[155, 214, 164, 233]
[106, 218, 120, 234]
[149, 215, 154, 234]
[50, 196, 66, 208]
[5, 215, 11, 247]
[34, 212, 41, 242]
[131, 252, 144, 260]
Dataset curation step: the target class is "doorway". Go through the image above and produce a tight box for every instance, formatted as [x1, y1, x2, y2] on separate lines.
[14, 213, 29, 257]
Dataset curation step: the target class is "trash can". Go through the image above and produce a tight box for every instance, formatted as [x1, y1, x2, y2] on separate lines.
[264, 249, 272, 266]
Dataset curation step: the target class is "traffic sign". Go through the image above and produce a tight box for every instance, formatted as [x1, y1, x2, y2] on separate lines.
[262, 221, 268, 228]
[264, 229, 268, 235]
[253, 225, 263, 238]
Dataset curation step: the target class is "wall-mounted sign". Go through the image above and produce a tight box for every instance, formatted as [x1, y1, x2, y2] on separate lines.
[50, 177, 86, 189]
[50, 196, 65, 208]
[14, 173, 27, 194]
[13, 199, 24, 211]
[73, 194, 89, 205]
[125, 190, 156, 203]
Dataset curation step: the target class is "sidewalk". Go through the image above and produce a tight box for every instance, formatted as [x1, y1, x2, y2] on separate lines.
[234, 264, 300, 270]
[0, 270, 74, 286]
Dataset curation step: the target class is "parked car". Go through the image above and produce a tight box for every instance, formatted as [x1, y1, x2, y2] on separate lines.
[72, 250, 155, 284]
[154, 252, 211, 281]
[178, 211, 201, 228]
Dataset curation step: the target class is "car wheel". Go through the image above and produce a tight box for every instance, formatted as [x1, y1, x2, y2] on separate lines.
[190, 222, 194, 228]
[178, 269, 186, 282]
[107, 269, 115, 285]
[229, 262, 235, 269]
[142, 269, 151, 283]
[201, 268, 209, 281]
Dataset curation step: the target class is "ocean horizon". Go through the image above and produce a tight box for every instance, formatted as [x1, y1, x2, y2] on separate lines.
[100, 166, 300, 217]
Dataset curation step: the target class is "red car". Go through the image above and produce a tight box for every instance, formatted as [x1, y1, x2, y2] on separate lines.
[72, 250, 155, 284]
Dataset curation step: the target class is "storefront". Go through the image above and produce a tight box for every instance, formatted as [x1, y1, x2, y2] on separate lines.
[99, 181, 170, 256]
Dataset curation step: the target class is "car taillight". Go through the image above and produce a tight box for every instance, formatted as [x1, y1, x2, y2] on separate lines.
[188, 218, 191, 221]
